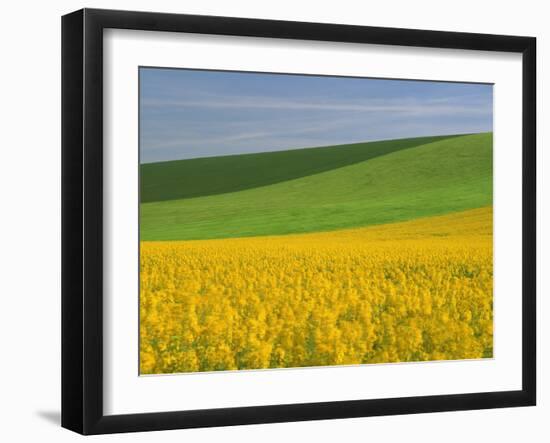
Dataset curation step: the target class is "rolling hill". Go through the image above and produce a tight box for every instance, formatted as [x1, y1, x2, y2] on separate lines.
[140, 134, 459, 203]
[140, 132, 492, 241]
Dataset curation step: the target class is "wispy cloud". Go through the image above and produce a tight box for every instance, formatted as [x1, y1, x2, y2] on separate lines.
[142, 117, 365, 151]
[143, 93, 491, 117]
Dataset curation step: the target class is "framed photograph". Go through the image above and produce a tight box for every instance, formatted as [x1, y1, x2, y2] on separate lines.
[61, 8, 536, 435]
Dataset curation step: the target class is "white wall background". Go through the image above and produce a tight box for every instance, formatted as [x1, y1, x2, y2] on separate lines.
[0, 0, 546, 441]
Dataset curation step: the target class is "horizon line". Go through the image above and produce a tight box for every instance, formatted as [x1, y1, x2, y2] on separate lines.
[140, 131, 491, 166]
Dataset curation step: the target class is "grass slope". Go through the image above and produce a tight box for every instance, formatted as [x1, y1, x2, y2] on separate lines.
[141, 135, 458, 203]
[140, 133, 492, 241]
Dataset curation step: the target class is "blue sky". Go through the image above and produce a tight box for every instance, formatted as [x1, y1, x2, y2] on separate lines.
[139, 68, 493, 163]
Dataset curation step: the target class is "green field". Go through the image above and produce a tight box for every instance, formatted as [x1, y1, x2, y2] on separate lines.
[141, 135, 457, 203]
[140, 132, 492, 241]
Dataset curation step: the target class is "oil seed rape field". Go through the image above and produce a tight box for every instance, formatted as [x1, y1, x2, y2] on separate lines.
[140, 207, 493, 374]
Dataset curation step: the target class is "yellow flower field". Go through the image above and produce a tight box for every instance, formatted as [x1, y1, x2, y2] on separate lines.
[140, 207, 493, 374]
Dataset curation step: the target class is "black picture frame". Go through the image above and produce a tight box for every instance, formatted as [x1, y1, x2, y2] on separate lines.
[61, 8, 536, 435]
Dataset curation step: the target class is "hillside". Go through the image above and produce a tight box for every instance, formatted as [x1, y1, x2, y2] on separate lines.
[140, 133, 492, 241]
[140, 135, 459, 203]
